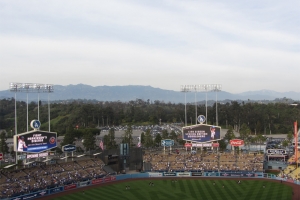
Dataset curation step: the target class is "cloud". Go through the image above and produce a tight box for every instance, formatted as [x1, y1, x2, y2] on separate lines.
[0, 0, 299, 93]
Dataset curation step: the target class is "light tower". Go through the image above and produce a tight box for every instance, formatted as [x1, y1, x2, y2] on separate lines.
[180, 85, 190, 126]
[9, 82, 54, 163]
[212, 84, 222, 126]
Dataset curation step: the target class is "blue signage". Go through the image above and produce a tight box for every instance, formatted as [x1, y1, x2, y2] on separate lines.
[49, 186, 64, 194]
[15, 131, 57, 153]
[197, 115, 206, 124]
[10, 190, 48, 200]
[163, 172, 176, 176]
[220, 173, 255, 177]
[161, 139, 174, 147]
[30, 120, 41, 129]
[63, 144, 76, 152]
[182, 124, 221, 143]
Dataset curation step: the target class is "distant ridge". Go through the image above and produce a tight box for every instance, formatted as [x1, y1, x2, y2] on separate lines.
[0, 84, 299, 103]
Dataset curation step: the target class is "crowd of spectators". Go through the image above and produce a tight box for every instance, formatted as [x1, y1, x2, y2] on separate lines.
[143, 150, 264, 173]
[0, 158, 106, 199]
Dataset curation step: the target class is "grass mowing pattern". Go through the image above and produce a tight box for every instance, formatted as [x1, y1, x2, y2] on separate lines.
[53, 179, 292, 200]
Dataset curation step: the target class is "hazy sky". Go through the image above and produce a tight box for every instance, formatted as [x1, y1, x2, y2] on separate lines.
[1, 0, 299, 93]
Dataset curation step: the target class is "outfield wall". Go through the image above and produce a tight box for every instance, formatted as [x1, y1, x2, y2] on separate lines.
[5, 172, 298, 200]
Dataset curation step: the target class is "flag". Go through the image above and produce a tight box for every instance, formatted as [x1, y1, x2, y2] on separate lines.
[100, 140, 104, 150]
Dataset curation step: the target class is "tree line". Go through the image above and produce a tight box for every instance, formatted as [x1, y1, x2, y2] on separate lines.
[0, 98, 299, 136]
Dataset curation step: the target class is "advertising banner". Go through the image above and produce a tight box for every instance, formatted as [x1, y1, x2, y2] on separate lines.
[205, 172, 219, 177]
[14, 130, 57, 153]
[176, 172, 191, 177]
[212, 143, 219, 147]
[27, 152, 48, 159]
[191, 172, 203, 176]
[220, 173, 255, 177]
[161, 139, 174, 147]
[163, 172, 177, 176]
[104, 176, 116, 183]
[63, 144, 76, 152]
[182, 124, 221, 143]
[79, 180, 91, 187]
[267, 149, 286, 155]
[10, 190, 48, 200]
[230, 139, 244, 147]
[64, 184, 77, 191]
[192, 143, 212, 147]
[49, 186, 64, 194]
[148, 172, 163, 177]
[184, 143, 192, 148]
[92, 178, 104, 185]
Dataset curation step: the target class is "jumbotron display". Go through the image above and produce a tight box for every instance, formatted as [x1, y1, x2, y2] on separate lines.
[14, 130, 57, 153]
[182, 124, 221, 142]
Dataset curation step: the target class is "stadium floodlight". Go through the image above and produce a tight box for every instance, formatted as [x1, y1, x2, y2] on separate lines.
[9, 82, 54, 164]
[180, 84, 222, 126]
[212, 84, 222, 126]
[180, 85, 191, 126]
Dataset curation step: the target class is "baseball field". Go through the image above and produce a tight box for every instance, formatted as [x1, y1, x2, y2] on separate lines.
[50, 178, 293, 200]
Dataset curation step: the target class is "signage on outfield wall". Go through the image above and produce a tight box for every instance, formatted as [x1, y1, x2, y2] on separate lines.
[105, 176, 116, 182]
[14, 130, 57, 153]
[149, 172, 163, 177]
[64, 184, 77, 191]
[92, 178, 104, 184]
[49, 186, 64, 194]
[163, 172, 177, 176]
[206, 172, 218, 177]
[230, 139, 244, 147]
[191, 172, 203, 176]
[176, 172, 191, 177]
[10, 190, 48, 200]
[220, 173, 255, 177]
[79, 180, 91, 187]
[92, 176, 116, 185]
[182, 124, 221, 143]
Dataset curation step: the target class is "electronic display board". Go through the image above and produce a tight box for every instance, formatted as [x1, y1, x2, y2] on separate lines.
[182, 124, 221, 143]
[14, 130, 57, 153]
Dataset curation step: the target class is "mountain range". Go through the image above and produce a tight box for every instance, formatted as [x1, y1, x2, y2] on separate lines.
[0, 84, 299, 103]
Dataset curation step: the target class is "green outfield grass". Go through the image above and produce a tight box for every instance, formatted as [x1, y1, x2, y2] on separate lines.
[53, 179, 293, 200]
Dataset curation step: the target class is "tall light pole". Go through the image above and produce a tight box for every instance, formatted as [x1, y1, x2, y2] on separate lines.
[194, 85, 198, 125]
[212, 84, 222, 126]
[9, 83, 54, 163]
[180, 85, 190, 127]
[180, 84, 222, 126]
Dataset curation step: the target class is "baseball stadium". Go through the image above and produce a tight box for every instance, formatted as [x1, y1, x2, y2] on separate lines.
[1, 121, 300, 200]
